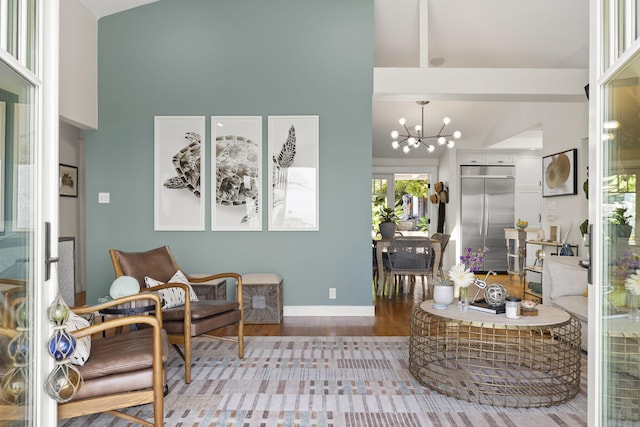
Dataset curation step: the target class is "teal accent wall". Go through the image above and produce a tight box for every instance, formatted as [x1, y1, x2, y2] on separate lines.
[85, 0, 374, 307]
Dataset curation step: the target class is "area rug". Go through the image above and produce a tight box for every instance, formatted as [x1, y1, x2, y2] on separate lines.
[61, 336, 587, 426]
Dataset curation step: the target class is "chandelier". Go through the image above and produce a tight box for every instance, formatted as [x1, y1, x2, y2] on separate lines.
[391, 101, 461, 154]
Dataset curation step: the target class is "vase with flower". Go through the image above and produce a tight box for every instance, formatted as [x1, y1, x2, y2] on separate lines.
[449, 264, 475, 311]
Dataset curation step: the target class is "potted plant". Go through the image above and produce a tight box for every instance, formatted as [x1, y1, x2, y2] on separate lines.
[432, 278, 454, 309]
[378, 206, 398, 238]
[417, 216, 429, 232]
[580, 218, 589, 244]
[610, 207, 633, 239]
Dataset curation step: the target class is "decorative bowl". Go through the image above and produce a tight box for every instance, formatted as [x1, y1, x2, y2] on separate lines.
[516, 222, 528, 229]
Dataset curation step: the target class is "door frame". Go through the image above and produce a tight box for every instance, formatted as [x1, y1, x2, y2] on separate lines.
[588, 0, 640, 424]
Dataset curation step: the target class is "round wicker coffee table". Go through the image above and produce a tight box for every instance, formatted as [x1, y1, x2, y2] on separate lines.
[409, 301, 581, 407]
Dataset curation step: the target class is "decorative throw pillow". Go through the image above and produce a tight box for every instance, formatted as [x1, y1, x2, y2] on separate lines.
[144, 270, 199, 309]
[66, 311, 91, 366]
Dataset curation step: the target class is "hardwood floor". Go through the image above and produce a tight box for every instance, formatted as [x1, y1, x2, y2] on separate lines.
[220, 272, 527, 337]
[77, 273, 527, 337]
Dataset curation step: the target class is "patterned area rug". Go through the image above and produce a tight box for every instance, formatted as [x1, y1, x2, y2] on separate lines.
[61, 336, 587, 426]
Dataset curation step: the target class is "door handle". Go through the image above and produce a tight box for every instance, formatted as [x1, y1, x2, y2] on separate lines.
[479, 195, 484, 235]
[45, 222, 59, 281]
[484, 194, 490, 236]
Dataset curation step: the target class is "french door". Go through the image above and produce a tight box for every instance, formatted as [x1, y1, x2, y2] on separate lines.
[0, 1, 59, 425]
[590, 1, 640, 425]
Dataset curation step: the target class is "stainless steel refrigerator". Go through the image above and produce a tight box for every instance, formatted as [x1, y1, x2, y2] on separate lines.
[460, 165, 515, 273]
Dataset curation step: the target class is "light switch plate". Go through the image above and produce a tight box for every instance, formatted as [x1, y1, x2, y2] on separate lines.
[98, 192, 110, 204]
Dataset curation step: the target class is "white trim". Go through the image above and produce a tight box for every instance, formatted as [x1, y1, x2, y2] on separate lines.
[39, 0, 61, 424]
[283, 305, 375, 317]
[418, 0, 428, 68]
[0, 0, 7, 51]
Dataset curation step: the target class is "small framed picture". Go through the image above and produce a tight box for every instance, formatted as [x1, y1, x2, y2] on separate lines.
[59, 164, 78, 197]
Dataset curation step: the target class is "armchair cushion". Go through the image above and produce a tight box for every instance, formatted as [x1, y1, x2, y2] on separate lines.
[162, 299, 239, 321]
[145, 270, 199, 308]
[66, 311, 91, 366]
[73, 327, 169, 401]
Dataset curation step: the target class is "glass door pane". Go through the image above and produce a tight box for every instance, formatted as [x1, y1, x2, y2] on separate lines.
[0, 59, 35, 425]
[372, 177, 389, 235]
[600, 50, 640, 424]
[394, 175, 430, 232]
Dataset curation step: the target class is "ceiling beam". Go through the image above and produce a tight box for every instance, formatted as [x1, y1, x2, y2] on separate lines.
[374, 67, 589, 102]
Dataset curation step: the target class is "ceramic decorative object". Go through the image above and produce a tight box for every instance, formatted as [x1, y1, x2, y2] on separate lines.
[109, 275, 140, 299]
[484, 284, 508, 307]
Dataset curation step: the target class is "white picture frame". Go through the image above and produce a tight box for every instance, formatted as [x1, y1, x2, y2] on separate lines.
[13, 103, 29, 232]
[154, 116, 205, 231]
[268, 115, 319, 231]
[211, 116, 262, 231]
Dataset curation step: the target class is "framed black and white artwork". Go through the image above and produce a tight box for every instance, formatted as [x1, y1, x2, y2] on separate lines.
[154, 116, 205, 230]
[268, 115, 319, 231]
[59, 164, 78, 197]
[211, 116, 262, 231]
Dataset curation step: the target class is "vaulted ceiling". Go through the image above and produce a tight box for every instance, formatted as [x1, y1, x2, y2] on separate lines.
[79, 0, 589, 159]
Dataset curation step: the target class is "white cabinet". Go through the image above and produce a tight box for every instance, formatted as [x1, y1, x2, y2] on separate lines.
[488, 154, 514, 165]
[515, 156, 542, 189]
[514, 155, 542, 229]
[458, 152, 515, 165]
[459, 153, 487, 164]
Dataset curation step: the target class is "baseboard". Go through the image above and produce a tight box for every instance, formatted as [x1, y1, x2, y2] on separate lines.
[283, 305, 375, 317]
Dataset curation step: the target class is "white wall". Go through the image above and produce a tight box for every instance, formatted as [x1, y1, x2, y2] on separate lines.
[59, 121, 86, 292]
[432, 101, 589, 276]
[491, 102, 589, 252]
[60, 0, 97, 130]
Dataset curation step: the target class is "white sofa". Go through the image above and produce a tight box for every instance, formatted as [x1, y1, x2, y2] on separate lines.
[542, 255, 588, 351]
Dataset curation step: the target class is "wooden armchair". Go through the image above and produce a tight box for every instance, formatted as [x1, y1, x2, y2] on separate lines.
[60, 293, 167, 426]
[0, 293, 168, 427]
[109, 245, 244, 384]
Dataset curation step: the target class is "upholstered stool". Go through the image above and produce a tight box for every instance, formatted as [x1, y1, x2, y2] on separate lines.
[241, 273, 283, 324]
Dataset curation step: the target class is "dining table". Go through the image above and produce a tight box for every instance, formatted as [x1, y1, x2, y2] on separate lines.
[373, 233, 442, 297]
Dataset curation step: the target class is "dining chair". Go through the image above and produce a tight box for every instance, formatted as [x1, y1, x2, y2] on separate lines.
[384, 237, 432, 299]
[429, 233, 451, 279]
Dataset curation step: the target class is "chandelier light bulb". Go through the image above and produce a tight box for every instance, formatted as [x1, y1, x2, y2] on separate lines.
[427, 144, 435, 153]
[415, 125, 422, 132]
[447, 140, 455, 148]
[391, 140, 399, 149]
[408, 137, 416, 146]
[443, 117, 451, 125]
[453, 130, 462, 139]
[403, 145, 410, 154]
[391, 130, 399, 139]
[398, 118, 406, 126]
[437, 136, 446, 145]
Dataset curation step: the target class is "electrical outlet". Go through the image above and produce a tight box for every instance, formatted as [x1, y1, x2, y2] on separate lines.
[329, 288, 336, 299]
